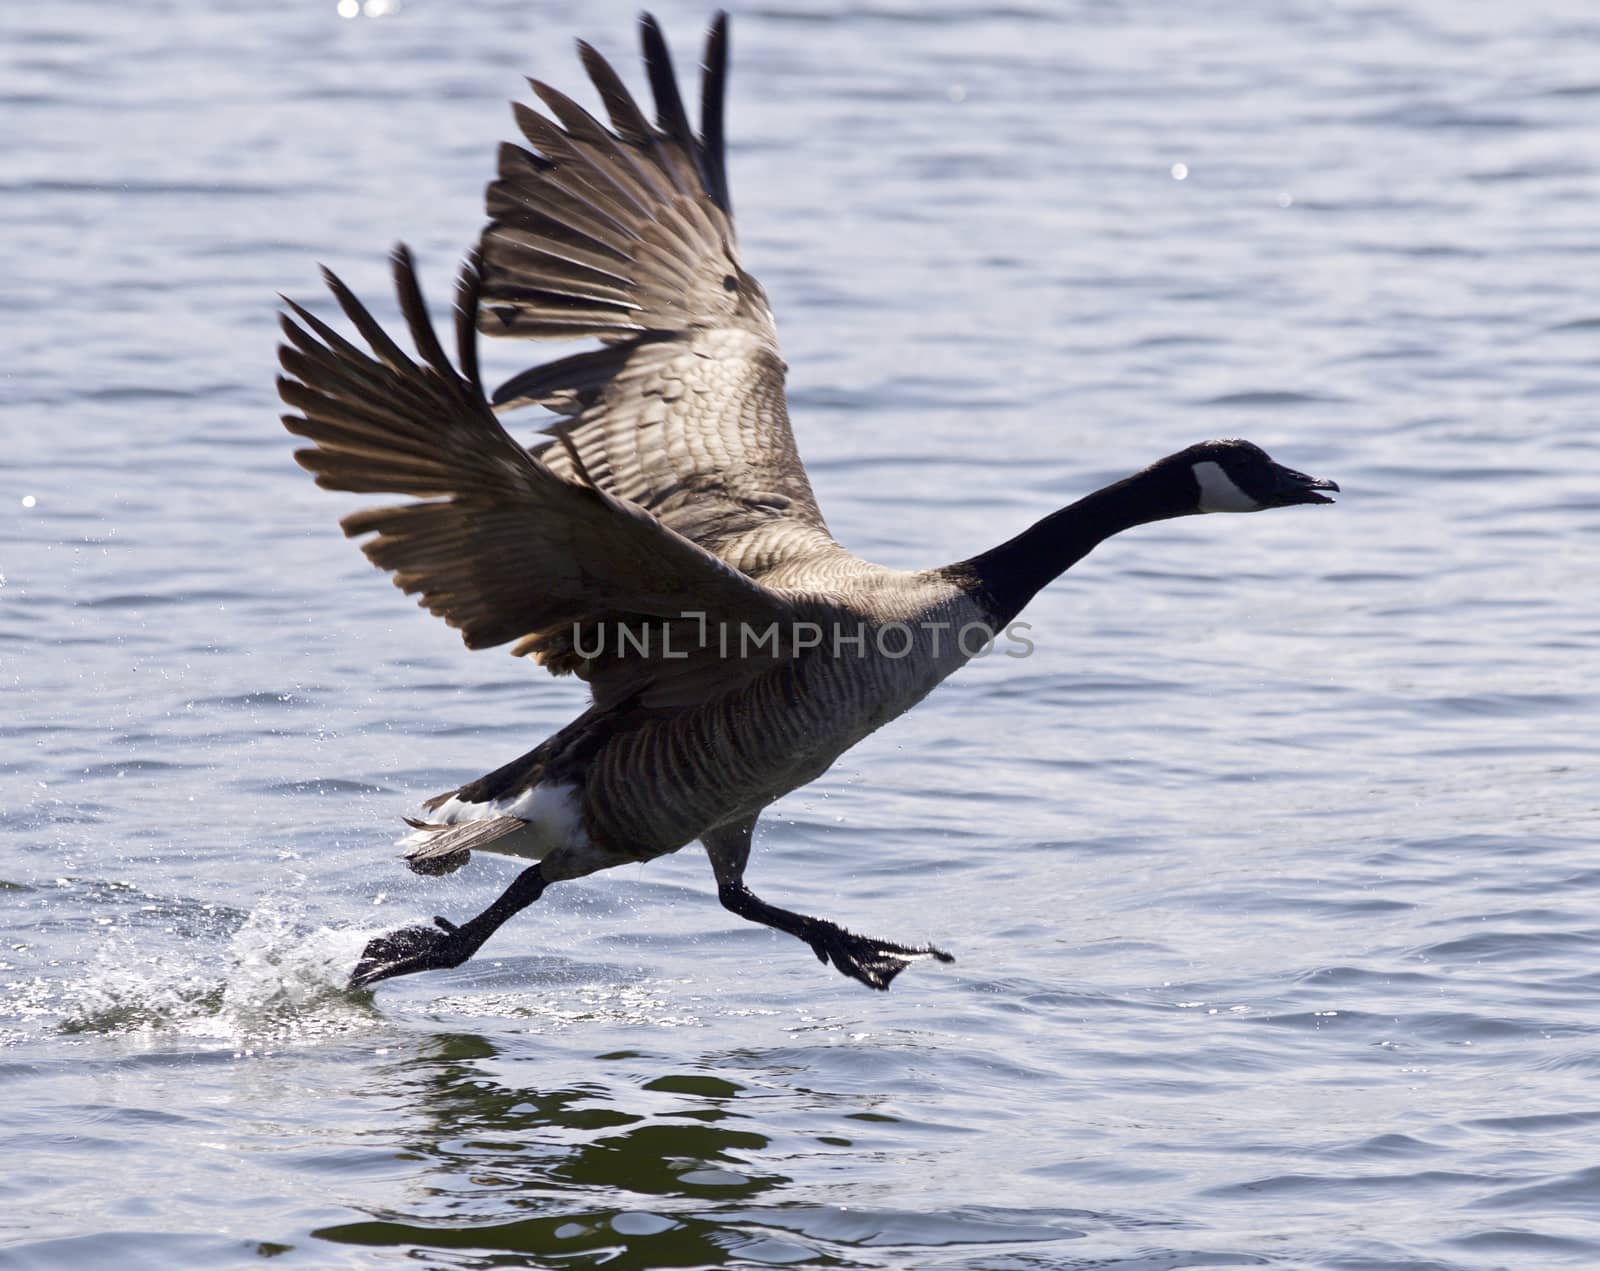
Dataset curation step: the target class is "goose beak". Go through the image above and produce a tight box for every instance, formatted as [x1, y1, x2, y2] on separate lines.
[1273, 468, 1340, 506]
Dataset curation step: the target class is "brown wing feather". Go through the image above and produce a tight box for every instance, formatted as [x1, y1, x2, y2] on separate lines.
[278, 246, 796, 685]
[477, 13, 842, 579]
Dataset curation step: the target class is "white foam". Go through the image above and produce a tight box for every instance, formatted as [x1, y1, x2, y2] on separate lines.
[58, 902, 375, 1044]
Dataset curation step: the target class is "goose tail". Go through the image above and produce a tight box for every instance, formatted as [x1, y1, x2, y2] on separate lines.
[398, 814, 530, 876]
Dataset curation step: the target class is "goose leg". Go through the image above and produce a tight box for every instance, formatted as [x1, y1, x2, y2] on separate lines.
[350, 863, 548, 989]
[702, 820, 954, 992]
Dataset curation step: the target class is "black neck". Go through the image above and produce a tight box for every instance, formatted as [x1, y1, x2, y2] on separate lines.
[949, 458, 1198, 625]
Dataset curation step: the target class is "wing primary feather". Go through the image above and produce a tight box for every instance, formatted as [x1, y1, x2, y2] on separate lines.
[578, 39, 654, 143]
[390, 244, 455, 383]
[700, 11, 731, 214]
[639, 14, 694, 150]
[453, 250, 484, 396]
[281, 297, 397, 386]
[514, 89, 581, 162]
[521, 90, 657, 222]
[278, 311, 404, 405]
[319, 265, 417, 372]
[534, 83, 659, 209]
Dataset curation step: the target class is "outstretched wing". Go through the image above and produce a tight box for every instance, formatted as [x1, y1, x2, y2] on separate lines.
[477, 12, 838, 579]
[277, 246, 795, 687]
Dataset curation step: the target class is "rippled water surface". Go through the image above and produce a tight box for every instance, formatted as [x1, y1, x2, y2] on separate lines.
[5, 1, 1600, 1267]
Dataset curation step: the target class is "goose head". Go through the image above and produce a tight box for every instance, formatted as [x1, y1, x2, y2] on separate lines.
[1179, 439, 1338, 513]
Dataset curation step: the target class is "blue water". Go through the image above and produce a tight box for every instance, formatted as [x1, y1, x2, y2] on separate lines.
[5, 1, 1600, 1267]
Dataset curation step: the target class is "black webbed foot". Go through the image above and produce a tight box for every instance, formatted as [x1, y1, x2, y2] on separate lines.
[714, 878, 954, 992]
[804, 924, 956, 992]
[348, 865, 549, 991]
[349, 916, 471, 990]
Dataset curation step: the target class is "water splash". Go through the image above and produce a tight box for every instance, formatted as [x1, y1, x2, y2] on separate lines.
[57, 901, 376, 1044]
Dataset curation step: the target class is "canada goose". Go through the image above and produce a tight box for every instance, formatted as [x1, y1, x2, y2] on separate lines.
[277, 13, 1337, 992]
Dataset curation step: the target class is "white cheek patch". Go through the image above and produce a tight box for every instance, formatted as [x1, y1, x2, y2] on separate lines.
[1192, 460, 1262, 513]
